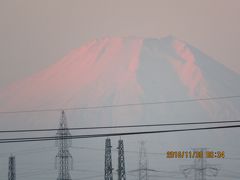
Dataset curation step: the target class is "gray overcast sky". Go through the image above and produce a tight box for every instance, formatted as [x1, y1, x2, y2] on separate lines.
[0, 0, 240, 88]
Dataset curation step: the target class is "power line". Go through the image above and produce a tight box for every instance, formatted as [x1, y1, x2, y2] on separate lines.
[0, 146, 55, 157]
[0, 95, 239, 114]
[1, 119, 240, 133]
[72, 175, 104, 180]
[72, 146, 166, 155]
[0, 124, 240, 144]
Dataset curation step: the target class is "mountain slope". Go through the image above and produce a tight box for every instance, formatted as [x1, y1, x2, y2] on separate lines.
[0, 36, 239, 124]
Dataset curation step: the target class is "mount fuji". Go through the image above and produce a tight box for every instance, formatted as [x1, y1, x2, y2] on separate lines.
[0, 36, 239, 126]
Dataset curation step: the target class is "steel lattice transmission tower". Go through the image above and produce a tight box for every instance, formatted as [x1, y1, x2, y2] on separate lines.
[129, 141, 158, 179]
[8, 155, 16, 180]
[181, 148, 219, 180]
[105, 138, 113, 180]
[117, 139, 126, 180]
[55, 110, 73, 180]
[138, 141, 148, 180]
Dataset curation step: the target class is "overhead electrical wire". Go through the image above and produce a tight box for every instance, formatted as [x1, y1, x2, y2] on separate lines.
[1, 119, 240, 133]
[0, 95, 239, 114]
[72, 146, 166, 155]
[0, 124, 240, 144]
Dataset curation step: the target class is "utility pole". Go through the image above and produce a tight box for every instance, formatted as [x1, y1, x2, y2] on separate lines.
[8, 155, 16, 180]
[105, 138, 113, 180]
[138, 141, 148, 180]
[117, 139, 126, 180]
[55, 110, 73, 180]
[181, 148, 219, 180]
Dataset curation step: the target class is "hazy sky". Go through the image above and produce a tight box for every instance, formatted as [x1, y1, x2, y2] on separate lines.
[0, 0, 240, 88]
[0, 1, 240, 180]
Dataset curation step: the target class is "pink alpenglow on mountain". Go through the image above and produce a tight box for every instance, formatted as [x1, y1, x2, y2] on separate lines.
[0, 36, 239, 124]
